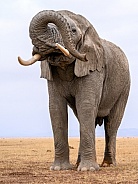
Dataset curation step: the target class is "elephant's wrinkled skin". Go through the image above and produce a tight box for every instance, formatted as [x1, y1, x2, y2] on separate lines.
[18, 10, 130, 171]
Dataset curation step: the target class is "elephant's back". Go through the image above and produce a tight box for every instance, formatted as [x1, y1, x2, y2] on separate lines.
[102, 39, 129, 66]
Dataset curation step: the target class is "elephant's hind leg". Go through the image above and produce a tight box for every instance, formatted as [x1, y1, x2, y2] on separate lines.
[101, 85, 130, 167]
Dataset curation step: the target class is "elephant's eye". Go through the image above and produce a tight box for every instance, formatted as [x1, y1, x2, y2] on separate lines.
[72, 27, 76, 33]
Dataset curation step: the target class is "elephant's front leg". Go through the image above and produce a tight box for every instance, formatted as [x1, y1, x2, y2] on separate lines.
[76, 96, 100, 171]
[48, 84, 72, 170]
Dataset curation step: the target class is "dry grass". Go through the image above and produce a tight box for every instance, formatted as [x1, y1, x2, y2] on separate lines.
[0, 137, 138, 183]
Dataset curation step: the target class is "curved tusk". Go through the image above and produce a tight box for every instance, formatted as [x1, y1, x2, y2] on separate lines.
[56, 43, 70, 57]
[18, 54, 41, 66]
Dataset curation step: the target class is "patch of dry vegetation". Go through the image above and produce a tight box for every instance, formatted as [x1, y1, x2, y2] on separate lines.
[0, 137, 138, 183]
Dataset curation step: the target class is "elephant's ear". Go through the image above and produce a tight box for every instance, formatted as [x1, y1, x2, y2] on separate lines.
[75, 26, 104, 77]
[40, 60, 53, 81]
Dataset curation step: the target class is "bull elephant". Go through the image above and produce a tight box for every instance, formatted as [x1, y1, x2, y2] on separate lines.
[18, 10, 130, 171]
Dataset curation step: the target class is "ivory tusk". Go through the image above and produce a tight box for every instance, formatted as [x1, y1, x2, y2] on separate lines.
[18, 54, 41, 66]
[56, 43, 70, 57]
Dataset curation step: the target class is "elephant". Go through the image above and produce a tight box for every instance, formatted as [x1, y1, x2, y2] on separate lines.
[18, 10, 130, 171]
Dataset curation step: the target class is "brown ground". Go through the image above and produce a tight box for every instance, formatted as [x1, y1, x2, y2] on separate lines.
[0, 137, 138, 184]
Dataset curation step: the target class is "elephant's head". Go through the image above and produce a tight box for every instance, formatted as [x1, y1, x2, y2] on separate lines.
[18, 10, 104, 80]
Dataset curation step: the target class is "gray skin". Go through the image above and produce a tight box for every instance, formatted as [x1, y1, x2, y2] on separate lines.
[27, 10, 130, 171]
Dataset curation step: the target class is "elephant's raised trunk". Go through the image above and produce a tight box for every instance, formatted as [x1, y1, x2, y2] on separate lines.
[29, 10, 86, 61]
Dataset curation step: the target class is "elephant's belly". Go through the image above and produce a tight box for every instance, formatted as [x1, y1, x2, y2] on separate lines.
[97, 92, 120, 117]
[97, 108, 111, 117]
[97, 91, 121, 117]
[97, 80, 124, 118]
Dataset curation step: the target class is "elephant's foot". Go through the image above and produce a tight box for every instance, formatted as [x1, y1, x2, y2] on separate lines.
[77, 160, 100, 171]
[101, 157, 116, 167]
[50, 161, 73, 171]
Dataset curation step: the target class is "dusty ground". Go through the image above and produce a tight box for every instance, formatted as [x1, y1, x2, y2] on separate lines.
[0, 137, 138, 184]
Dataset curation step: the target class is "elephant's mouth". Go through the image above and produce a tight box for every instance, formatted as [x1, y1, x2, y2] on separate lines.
[32, 43, 75, 68]
[46, 52, 75, 66]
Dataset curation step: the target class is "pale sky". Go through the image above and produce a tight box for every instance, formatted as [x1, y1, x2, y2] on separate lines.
[0, 0, 138, 137]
